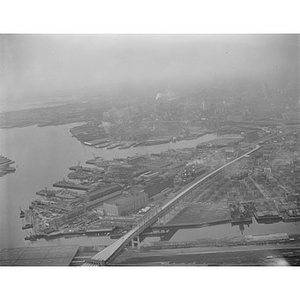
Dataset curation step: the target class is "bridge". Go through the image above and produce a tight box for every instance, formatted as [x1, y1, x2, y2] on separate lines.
[84, 145, 261, 266]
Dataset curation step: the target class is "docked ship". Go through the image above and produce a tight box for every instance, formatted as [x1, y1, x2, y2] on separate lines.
[107, 143, 122, 149]
[95, 142, 111, 148]
[118, 142, 137, 149]
[53, 180, 90, 191]
[144, 138, 171, 146]
[25, 234, 37, 241]
[22, 223, 33, 230]
[55, 190, 78, 200]
[133, 141, 145, 147]
[67, 171, 92, 180]
[19, 207, 25, 218]
[36, 188, 56, 197]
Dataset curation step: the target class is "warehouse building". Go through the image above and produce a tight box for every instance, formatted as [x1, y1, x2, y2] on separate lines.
[103, 191, 149, 216]
[88, 184, 122, 201]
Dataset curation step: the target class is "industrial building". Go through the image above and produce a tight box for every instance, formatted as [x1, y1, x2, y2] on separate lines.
[103, 191, 149, 216]
[88, 184, 122, 201]
[144, 176, 175, 198]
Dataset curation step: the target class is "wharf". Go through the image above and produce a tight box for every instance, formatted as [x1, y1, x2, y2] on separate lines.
[231, 217, 253, 225]
[27, 227, 114, 241]
[53, 180, 90, 191]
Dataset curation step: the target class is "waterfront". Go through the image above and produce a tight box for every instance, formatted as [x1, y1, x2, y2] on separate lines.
[168, 219, 300, 243]
[0, 123, 217, 249]
[1, 123, 300, 250]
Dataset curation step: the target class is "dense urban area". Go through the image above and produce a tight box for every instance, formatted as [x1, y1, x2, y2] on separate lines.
[1, 82, 300, 265]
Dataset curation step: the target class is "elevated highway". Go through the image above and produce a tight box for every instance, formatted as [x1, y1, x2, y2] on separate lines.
[84, 145, 261, 266]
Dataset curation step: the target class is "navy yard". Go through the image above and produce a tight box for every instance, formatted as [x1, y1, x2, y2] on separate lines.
[18, 125, 300, 250]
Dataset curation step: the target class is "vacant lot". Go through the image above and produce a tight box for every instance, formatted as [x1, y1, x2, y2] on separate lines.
[168, 203, 231, 225]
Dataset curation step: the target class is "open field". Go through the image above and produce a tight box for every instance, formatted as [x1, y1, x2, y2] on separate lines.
[168, 203, 231, 225]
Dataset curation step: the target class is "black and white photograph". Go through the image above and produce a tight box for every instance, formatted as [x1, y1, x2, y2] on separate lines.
[1, 33, 299, 267]
[0, 2, 299, 298]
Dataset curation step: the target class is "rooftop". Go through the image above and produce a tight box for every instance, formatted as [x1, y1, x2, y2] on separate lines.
[0, 245, 79, 266]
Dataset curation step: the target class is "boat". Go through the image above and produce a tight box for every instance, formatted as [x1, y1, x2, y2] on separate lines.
[133, 141, 145, 147]
[107, 143, 122, 149]
[53, 180, 90, 191]
[144, 138, 171, 146]
[36, 188, 56, 197]
[25, 234, 37, 241]
[118, 142, 136, 149]
[19, 207, 25, 218]
[22, 223, 33, 230]
[95, 142, 111, 148]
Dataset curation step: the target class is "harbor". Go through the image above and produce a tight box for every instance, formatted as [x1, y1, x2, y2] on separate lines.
[0, 123, 218, 249]
[1, 120, 300, 250]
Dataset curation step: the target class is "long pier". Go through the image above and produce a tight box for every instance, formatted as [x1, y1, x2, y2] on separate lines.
[84, 145, 261, 266]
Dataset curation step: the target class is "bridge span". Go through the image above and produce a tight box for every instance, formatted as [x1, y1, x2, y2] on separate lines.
[84, 146, 261, 266]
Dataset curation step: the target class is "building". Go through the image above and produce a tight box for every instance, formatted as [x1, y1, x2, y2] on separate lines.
[88, 185, 122, 202]
[144, 176, 175, 198]
[103, 191, 149, 216]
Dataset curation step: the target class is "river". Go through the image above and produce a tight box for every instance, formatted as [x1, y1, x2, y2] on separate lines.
[0, 123, 218, 249]
[1, 123, 299, 250]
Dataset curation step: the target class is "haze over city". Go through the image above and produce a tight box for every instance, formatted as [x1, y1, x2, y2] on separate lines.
[1, 34, 299, 105]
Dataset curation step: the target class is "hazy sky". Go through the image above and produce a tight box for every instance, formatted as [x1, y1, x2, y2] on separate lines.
[0, 34, 299, 103]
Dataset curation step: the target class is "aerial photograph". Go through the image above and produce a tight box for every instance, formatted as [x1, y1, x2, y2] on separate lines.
[0, 33, 299, 267]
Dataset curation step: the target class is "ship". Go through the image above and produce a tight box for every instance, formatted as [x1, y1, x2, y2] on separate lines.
[55, 189, 77, 200]
[24, 234, 37, 241]
[107, 143, 122, 149]
[144, 138, 171, 146]
[133, 141, 145, 147]
[22, 223, 34, 230]
[95, 142, 111, 148]
[53, 180, 90, 191]
[36, 188, 56, 197]
[19, 207, 25, 218]
[118, 142, 137, 149]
